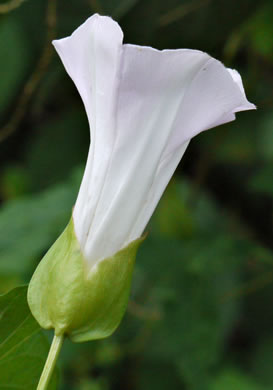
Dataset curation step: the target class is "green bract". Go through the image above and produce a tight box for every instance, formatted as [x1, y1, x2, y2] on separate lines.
[27, 218, 143, 342]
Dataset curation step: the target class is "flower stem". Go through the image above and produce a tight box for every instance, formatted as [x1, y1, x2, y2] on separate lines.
[37, 334, 64, 390]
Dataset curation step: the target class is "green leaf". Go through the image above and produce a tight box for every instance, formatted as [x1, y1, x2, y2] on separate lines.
[198, 117, 258, 165]
[26, 110, 89, 192]
[151, 179, 195, 239]
[0, 286, 57, 389]
[210, 368, 269, 390]
[130, 178, 272, 389]
[0, 164, 30, 200]
[132, 234, 241, 389]
[91, 0, 140, 20]
[0, 168, 82, 280]
[138, 360, 183, 390]
[0, 274, 21, 295]
[257, 112, 273, 162]
[0, 16, 30, 113]
[248, 165, 273, 195]
[251, 336, 273, 387]
[248, 3, 273, 61]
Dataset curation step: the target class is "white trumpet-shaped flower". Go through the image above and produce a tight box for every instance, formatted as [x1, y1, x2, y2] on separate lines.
[28, 13, 256, 343]
[53, 14, 255, 269]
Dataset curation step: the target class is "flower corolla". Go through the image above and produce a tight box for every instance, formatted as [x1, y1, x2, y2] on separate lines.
[28, 14, 255, 342]
[53, 14, 255, 269]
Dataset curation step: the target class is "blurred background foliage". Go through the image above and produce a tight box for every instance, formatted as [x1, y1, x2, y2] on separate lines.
[0, 0, 272, 389]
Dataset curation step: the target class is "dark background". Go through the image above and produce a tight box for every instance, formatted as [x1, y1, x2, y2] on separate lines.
[0, 0, 272, 389]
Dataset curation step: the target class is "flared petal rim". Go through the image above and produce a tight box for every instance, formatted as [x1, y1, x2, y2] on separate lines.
[53, 14, 256, 267]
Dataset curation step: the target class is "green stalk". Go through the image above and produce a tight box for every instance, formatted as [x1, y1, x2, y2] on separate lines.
[37, 334, 64, 390]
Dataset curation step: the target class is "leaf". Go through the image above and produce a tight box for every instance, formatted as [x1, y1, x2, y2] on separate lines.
[0, 274, 21, 295]
[25, 110, 89, 192]
[257, 112, 273, 162]
[251, 336, 273, 387]
[131, 234, 241, 389]
[0, 164, 30, 200]
[91, 0, 140, 20]
[248, 165, 273, 195]
[128, 178, 273, 389]
[210, 368, 270, 390]
[151, 179, 195, 239]
[0, 168, 82, 281]
[138, 359, 183, 390]
[248, 3, 273, 61]
[0, 15, 30, 114]
[0, 286, 57, 389]
[198, 116, 258, 165]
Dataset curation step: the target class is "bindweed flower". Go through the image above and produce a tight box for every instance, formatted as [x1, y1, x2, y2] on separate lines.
[28, 14, 255, 343]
